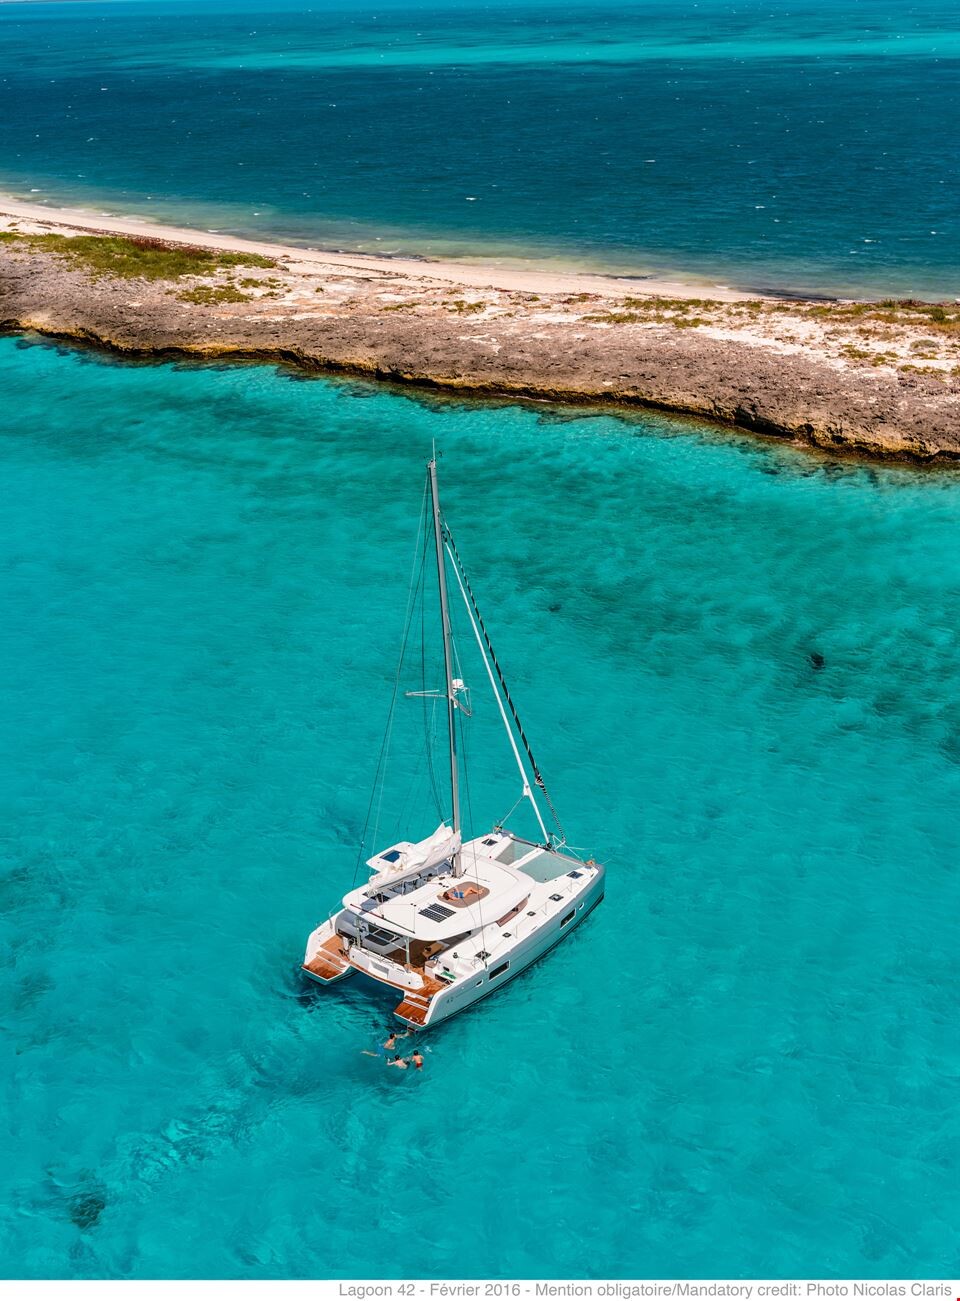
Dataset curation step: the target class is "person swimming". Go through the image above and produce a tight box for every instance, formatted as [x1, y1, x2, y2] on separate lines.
[361, 1027, 410, 1058]
[411, 1049, 424, 1071]
[387, 1054, 408, 1070]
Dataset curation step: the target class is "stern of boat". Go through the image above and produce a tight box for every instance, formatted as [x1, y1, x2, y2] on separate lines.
[302, 918, 355, 985]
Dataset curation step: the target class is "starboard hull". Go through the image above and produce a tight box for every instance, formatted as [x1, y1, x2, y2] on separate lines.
[396, 868, 604, 1029]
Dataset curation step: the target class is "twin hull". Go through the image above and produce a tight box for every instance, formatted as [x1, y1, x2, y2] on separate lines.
[303, 865, 604, 1030]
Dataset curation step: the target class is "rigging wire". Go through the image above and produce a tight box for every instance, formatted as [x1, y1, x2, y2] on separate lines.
[377, 543, 426, 848]
[454, 682, 488, 958]
[351, 479, 430, 887]
[452, 594, 476, 843]
[447, 566, 487, 947]
[394, 523, 440, 838]
[419, 516, 444, 823]
[443, 523, 567, 847]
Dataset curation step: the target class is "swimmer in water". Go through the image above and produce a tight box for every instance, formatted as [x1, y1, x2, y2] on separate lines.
[387, 1054, 408, 1070]
[411, 1049, 424, 1071]
[361, 1028, 409, 1057]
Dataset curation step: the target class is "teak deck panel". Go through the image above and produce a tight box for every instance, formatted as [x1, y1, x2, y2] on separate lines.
[394, 972, 448, 1025]
[302, 934, 350, 981]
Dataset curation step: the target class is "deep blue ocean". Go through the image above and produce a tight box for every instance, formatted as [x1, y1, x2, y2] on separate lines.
[2, 334, 960, 1278]
[0, 0, 958, 295]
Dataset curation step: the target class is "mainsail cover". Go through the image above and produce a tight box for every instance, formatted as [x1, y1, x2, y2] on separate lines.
[366, 824, 461, 891]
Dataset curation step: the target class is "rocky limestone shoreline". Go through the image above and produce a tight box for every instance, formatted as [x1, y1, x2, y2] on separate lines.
[2, 212, 959, 463]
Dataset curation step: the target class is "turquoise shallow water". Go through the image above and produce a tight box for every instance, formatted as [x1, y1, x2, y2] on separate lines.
[2, 334, 960, 1278]
[0, 0, 958, 295]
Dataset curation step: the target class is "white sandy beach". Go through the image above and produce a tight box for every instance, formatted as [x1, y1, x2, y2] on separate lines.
[0, 192, 755, 303]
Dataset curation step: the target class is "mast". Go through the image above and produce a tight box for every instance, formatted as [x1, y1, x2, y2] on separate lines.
[428, 456, 462, 875]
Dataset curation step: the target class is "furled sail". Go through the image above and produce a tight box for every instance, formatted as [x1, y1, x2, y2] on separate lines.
[366, 823, 462, 891]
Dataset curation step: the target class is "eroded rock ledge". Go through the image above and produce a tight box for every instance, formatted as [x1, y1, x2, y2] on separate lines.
[2, 219, 959, 462]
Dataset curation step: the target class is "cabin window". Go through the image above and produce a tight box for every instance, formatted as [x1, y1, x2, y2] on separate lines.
[560, 910, 575, 927]
[490, 961, 509, 979]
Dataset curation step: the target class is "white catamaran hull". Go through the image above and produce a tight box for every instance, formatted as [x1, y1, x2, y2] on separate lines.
[303, 852, 604, 1030]
[396, 867, 605, 1029]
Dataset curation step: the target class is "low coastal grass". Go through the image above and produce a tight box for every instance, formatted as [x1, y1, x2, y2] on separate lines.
[581, 297, 717, 327]
[805, 298, 960, 334]
[1, 231, 276, 280]
[177, 283, 251, 304]
[583, 310, 646, 324]
[622, 295, 720, 311]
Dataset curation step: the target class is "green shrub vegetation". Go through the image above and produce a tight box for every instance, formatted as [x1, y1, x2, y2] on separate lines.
[3, 231, 276, 280]
[805, 298, 960, 334]
[583, 311, 645, 324]
[177, 283, 251, 305]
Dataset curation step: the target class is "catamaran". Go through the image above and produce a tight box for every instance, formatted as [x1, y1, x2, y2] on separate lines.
[301, 456, 604, 1029]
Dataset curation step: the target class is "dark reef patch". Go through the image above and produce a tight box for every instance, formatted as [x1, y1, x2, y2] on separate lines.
[68, 1191, 107, 1231]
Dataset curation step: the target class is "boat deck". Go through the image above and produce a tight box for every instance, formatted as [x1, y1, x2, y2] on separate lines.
[302, 934, 351, 982]
[394, 972, 449, 1026]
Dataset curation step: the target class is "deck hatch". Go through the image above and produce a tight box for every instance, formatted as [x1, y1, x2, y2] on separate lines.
[419, 902, 456, 922]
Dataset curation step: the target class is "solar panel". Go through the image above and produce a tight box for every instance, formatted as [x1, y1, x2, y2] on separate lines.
[419, 903, 456, 922]
[364, 925, 401, 946]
